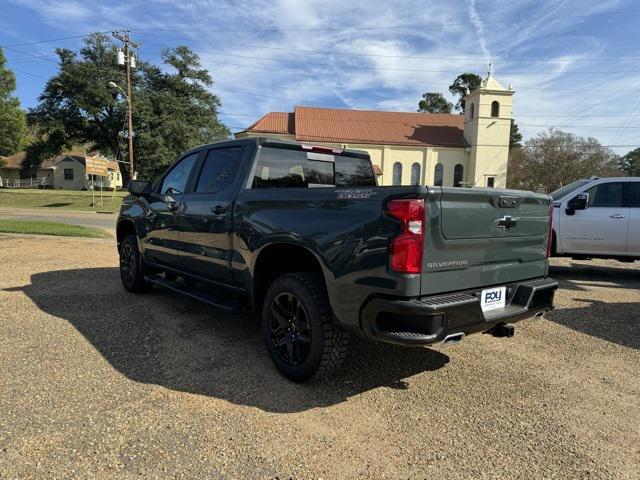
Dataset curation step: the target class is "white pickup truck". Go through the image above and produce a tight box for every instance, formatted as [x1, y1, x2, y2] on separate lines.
[551, 177, 639, 261]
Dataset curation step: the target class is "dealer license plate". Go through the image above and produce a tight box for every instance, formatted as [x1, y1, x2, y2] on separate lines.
[480, 286, 506, 312]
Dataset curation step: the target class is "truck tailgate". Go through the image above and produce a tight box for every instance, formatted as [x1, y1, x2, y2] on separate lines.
[421, 187, 551, 296]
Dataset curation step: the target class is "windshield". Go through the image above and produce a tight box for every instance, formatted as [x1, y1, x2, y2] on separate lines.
[551, 180, 591, 200]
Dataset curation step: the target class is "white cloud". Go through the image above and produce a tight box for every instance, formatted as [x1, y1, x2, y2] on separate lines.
[5, 0, 639, 152]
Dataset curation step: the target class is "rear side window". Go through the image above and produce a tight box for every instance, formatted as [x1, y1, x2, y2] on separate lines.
[252, 147, 375, 188]
[627, 182, 640, 207]
[586, 182, 624, 208]
[195, 147, 244, 193]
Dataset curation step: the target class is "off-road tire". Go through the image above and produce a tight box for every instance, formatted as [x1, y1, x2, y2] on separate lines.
[119, 234, 152, 293]
[262, 272, 350, 382]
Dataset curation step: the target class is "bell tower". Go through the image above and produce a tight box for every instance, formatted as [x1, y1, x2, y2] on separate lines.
[463, 70, 514, 188]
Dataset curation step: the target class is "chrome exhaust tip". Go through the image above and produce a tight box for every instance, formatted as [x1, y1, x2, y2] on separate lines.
[442, 332, 465, 345]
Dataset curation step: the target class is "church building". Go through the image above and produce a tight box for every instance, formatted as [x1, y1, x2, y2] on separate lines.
[236, 73, 514, 188]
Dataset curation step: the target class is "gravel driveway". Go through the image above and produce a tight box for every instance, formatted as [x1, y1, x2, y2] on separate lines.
[0, 235, 638, 479]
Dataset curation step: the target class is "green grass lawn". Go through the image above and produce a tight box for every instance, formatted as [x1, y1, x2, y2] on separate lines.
[0, 189, 128, 212]
[0, 220, 112, 239]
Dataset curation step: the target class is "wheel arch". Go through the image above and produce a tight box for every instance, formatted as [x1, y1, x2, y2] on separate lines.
[252, 242, 329, 314]
[116, 219, 137, 249]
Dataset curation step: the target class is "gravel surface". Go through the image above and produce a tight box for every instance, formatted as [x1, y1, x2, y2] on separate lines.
[0, 235, 638, 479]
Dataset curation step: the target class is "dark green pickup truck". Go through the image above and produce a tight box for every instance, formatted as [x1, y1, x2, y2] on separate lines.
[117, 137, 557, 381]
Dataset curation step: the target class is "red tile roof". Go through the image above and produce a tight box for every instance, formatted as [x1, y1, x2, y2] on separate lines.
[244, 112, 295, 135]
[240, 106, 467, 148]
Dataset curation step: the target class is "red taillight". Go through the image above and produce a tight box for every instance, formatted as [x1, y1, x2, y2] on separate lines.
[546, 203, 554, 258]
[387, 199, 424, 274]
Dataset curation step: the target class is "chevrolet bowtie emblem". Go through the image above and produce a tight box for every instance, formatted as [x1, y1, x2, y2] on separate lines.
[495, 215, 519, 230]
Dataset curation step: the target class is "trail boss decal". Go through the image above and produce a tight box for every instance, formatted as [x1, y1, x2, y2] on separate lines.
[336, 189, 377, 199]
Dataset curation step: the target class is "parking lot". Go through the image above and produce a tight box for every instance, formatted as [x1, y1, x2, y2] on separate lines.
[0, 234, 638, 479]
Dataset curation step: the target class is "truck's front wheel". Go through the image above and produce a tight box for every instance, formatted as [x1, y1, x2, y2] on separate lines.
[262, 273, 349, 382]
[119, 234, 151, 293]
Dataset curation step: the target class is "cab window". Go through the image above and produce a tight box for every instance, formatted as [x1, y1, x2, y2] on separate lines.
[585, 182, 624, 208]
[160, 153, 198, 194]
[195, 147, 244, 193]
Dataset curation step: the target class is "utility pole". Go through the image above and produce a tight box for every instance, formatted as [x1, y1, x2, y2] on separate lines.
[112, 30, 140, 181]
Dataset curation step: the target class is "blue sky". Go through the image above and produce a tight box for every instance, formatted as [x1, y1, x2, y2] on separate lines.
[1, 0, 640, 153]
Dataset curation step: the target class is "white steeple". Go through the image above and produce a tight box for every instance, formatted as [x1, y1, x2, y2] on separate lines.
[463, 72, 514, 188]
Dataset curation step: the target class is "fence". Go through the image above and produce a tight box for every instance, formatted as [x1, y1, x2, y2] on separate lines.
[0, 177, 51, 189]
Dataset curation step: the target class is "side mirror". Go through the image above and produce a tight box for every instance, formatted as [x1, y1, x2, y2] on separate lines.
[566, 193, 588, 215]
[128, 180, 151, 196]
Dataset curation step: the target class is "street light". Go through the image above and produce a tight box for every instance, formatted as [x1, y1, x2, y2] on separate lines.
[108, 81, 127, 98]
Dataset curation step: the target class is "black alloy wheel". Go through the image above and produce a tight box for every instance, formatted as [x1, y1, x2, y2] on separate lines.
[268, 292, 313, 367]
[120, 241, 136, 286]
[261, 273, 350, 382]
[119, 234, 151, 293]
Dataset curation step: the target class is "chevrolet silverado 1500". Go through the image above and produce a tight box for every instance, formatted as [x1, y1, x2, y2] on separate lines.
[117, 137, 557, 381]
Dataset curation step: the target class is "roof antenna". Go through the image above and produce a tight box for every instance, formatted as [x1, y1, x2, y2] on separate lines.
[487, 62, 492, 77]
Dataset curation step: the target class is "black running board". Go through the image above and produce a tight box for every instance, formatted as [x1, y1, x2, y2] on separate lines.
[146, 275, 242, 313]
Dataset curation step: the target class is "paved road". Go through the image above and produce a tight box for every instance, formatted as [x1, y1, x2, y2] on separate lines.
[0, 236, 638, 479]
[0, 208, 117, 233]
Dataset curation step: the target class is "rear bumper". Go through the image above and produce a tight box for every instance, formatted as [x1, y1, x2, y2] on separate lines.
[360, 277, 558, 346]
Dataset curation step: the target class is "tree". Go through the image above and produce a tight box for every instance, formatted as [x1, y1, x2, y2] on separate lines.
[417, 92, 453, 113]
[618, 148, 640, 176]
[0, 47, 27, 156]
[448, 73, 482, 113]
[506, 128, 621, 192]
[510, 119, 523, 149]
[26, 34, 229, 182]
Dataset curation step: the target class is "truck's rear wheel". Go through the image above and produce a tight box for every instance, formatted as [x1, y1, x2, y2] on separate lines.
[119, 234, 151, 293]
[262, 273, 349, 382]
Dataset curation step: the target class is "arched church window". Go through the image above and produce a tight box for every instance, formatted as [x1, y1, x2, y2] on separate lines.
[491, 101, 500, 117]
[411, 163, 421, 185]
[434, 164, 443, 186]
[469, 102, 475, 119]
[392, 162, 402, 185]
[453, 164, 464, 187]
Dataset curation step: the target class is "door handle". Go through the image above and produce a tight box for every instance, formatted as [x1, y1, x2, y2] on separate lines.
[609, 214, 626, 219]
[211, 205, 228, 215]
[167, 201, 179, 212]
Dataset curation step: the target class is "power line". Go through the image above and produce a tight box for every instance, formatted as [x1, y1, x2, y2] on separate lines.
[12, 54, 636, 94]
[6, 53, 59, 64]
[130, 9, 640, 32]
[5, 29, 640, 65]
[136, 31, 640, 65]
[10, 68, 49, 80]
[0, 31, 114, 49]
[2, 45, 59, 65]
[141, 42, 640, 76]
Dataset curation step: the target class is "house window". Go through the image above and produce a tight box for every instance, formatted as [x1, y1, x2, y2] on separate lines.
[453, 164, 464, 187]
[469, 102, 475, 119]
[487, 176, 495, 188]
[434, 164, 443, 186]
[64, 169, 74, 180]
[392, 162, 402, 186]
[491, 101, 500, 117]
[410, 163, 421, 185]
